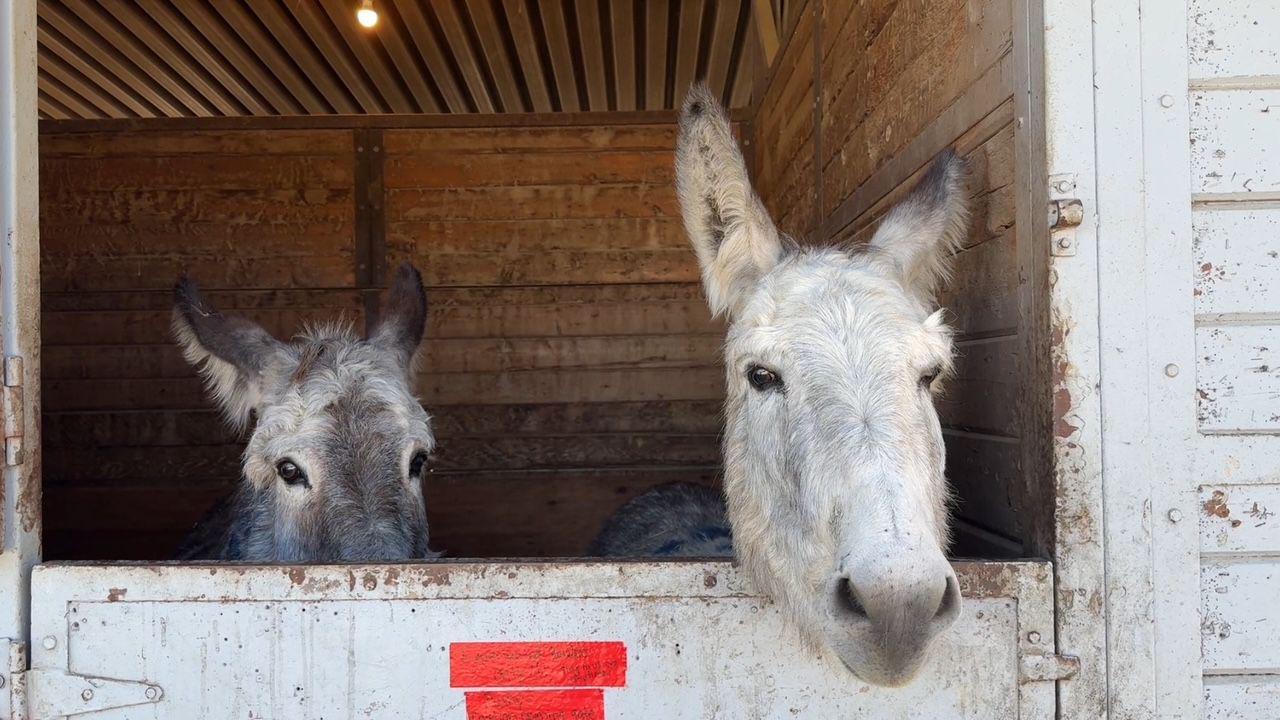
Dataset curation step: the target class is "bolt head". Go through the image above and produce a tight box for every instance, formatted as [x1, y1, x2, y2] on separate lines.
[1164, 363, 1180, 377]
[1057, 236, 1073, 249]
[1027, 631, 1042, 644]
[41, 635, 57, 650]
[1168, 509, 1183, 523]
[82, 688, 94, 701]
[1055, 180, 1073, 193]
[145, 686, 161, 700]
[1160, 94, 1175, 108]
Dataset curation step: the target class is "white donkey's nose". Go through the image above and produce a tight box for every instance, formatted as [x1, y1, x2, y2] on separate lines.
[828, 554, 961, 686]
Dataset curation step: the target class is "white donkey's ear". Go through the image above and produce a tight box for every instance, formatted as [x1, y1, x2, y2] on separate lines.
[869, 150, 971, 304]
[172, 276, 284, 431]
[675, 84, 785, 318]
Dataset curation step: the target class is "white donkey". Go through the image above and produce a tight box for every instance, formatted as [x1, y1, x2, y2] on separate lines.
[592, 86, 969, 686]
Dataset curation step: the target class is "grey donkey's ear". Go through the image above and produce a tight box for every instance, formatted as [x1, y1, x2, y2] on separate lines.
[868, 150, 971, 303]
[676, 84, 785, 318]
[370, 263, 427, 368]
[172, 276, 284, 431]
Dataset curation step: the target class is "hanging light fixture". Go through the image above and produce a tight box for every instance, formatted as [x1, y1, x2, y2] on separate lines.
[356, 0, 378, 28]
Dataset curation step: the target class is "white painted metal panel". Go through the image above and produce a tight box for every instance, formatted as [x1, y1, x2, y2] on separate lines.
[1204, 677, 1280, 720]
[1200, 484, 1280, 553]
[1188, 1, 1280, 83]
[1201, 561, 1280, 673]
[1196, 324, 1280, 433]
[1190, 90, 1280, 196]
[1194, 208, 1280, 316]
[27, 562, 1057, 719]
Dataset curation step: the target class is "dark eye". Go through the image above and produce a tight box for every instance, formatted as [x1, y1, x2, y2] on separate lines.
[276, 459, 307, 486]
[747, 365, 783, 392]
[920, 369, 941, 389]
[409, 451, 430, 478]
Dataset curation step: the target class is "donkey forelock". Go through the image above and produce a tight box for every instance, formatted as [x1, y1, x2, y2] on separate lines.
[174, 264, 436, 562]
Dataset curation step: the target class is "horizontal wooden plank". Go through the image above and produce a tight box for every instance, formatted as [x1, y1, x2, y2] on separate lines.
[1205, 676, 1280, 720]
[1202, 560, 1280, 672]
[41, 154, 352, 191]
[41, 468, 723, 560]
[1200, 484, 1280, 554]
[39, 129, 354, 157]
[945, 432, 1022, 544]
[387, 217, 688, 254]
[386, 184, 679, 221]
[40, 187, 353, 225]
[42, 401, 724, 448]
[392, 249, 699, 286]
[937, 229, 1020, 338]
[40, 253, 355, 292]
[937, 336, 1020, 437]
[44, 334, 724, 379]
[383, 125, 680, 153]
[1191, 90, 1280, 195]
[384, 150, 672, 188]
[42, 284, 720, 345]
[44, 366, 726, 411]
[1188, 0, 1280, 82]
[1196, 324, 1280, 433]
[1194, 208, 1280, 315]
[40, 218, 356, 257]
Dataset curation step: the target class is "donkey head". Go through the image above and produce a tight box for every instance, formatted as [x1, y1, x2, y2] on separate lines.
[173, 264, 435, 562]
[676, 86, 967, 686]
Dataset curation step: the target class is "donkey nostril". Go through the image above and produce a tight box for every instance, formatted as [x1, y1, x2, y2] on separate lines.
[933, 574, 961, 623]
[836, 578, 869, 620]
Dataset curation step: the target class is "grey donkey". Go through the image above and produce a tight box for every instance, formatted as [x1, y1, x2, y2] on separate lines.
[174, 264, 438, 562]
[592, 85, 970, 687]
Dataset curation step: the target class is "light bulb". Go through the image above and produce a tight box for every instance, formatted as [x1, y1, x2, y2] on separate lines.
[357, 1, 378, 28]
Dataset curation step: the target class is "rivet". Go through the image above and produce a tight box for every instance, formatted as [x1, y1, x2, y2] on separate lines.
[82, 688, 94, 701]
[1164, 363, 1180, 377]
[145, 686, 162, 700]
[1168, 509, 1183, 523]
[41, 635, 57, 650]
[1160, 94, 1175, 108]
[1027, 631, 1041, 644]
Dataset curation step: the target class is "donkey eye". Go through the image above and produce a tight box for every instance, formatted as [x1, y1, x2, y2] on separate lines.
[276, 460, 307, 486]
[920, 369, 942, 389]
[747, 365, 783, 392]
[409, 451, 430, 478]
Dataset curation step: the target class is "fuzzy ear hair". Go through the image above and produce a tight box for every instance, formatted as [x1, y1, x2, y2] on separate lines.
[172, 276, 283, 431]
[676, 83, 785, 318]
[868, 150, 971, 304]
[370, 263, 427, 370]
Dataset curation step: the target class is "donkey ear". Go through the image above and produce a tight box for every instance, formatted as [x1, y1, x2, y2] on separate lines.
[676, 84, 785, 318]
[172, 276, 283, 431]
[370, 263, 427, 369]
[868, 150, 971, 303]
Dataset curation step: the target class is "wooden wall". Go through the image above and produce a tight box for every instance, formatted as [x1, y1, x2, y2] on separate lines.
[750, 0, 1045, 557]
[39, 116, 725, 560]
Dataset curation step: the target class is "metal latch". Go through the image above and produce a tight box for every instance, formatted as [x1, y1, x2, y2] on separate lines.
[1019, 652, 1080, 683]
[7, 640, 162, 720]
[2, 357, 23, 466]
[1048, 173, 1083, 257]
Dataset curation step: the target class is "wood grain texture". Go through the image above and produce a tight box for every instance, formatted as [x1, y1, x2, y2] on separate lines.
[40, 120, 724, 559]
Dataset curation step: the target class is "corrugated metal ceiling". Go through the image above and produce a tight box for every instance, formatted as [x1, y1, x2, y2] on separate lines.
[36, 0, 787, 120]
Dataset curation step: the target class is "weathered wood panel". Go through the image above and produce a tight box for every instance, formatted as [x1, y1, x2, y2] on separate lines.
[1196, 324, 1280, 433]
[40, 121, 728, 560]
[1194, 208, 1280, 316]
[1204, 677, 1280, 720]
[753, 5, 816, 240]
[1199, 484, 1280, 555]
[1191, 90, 1280, 196]
[1188, 1, 1280, 82]
[1201, 560, 1280, 672]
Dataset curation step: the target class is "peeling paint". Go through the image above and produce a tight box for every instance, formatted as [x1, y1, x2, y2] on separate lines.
[1203, 490, 1231, 519]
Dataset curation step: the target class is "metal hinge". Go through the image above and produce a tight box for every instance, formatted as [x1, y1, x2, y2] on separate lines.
[6, 640, 162, 720]
[1019, 651, 1080, 684]
[2, 357, 23, 466]
[1048, 173, 1083, 257]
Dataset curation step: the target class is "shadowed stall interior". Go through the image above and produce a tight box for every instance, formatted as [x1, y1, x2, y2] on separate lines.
[37, 0, 1046, 561]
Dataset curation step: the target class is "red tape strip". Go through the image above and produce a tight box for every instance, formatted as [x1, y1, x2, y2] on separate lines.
[465, 689, 605, 720]
[450, 642, 627, 688]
